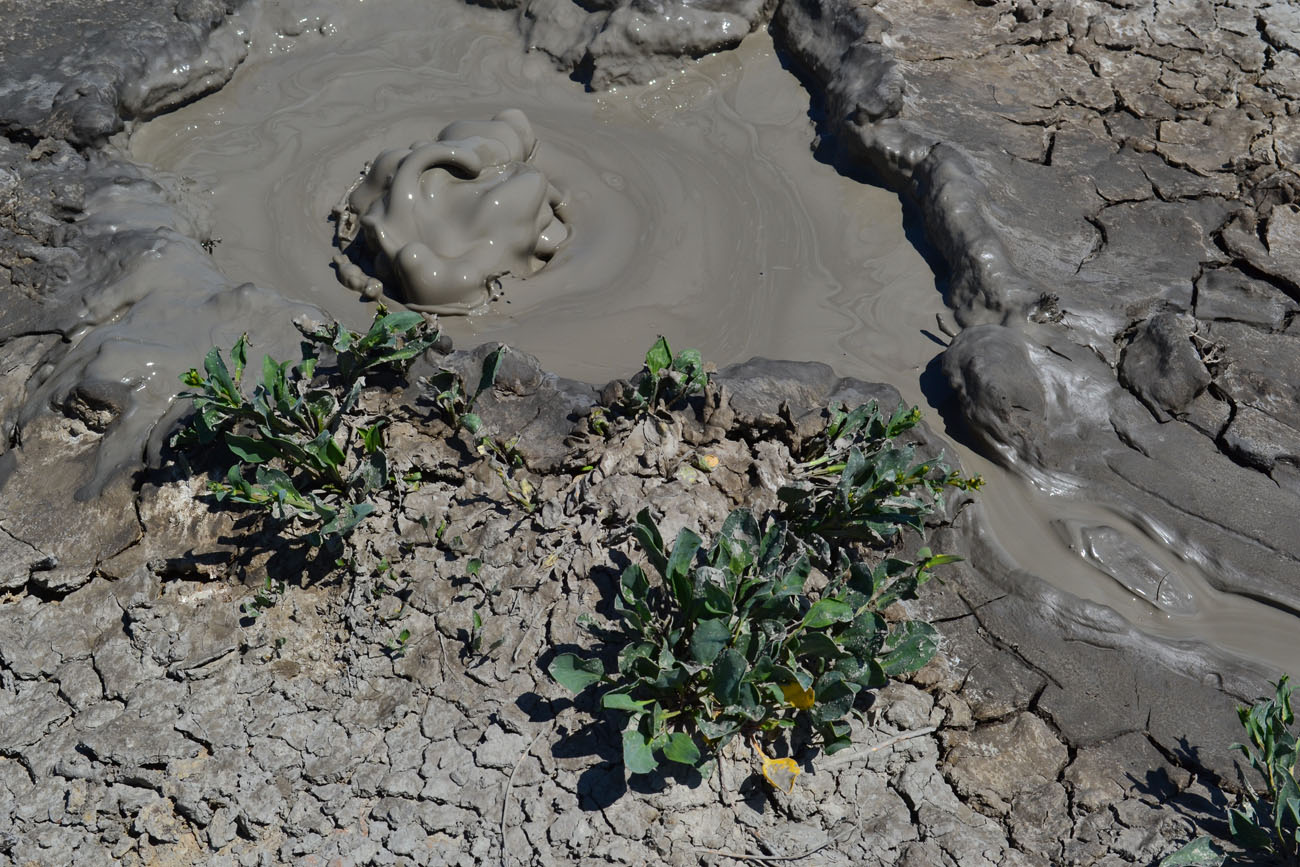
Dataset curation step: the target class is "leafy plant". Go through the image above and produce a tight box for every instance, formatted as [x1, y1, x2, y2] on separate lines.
[241, 575, 287, 620]
[778, 401, 982, 560]
[299, 308, 444, 389]
[548, 506, 956, 777]
[1162, 676, 1300, 866]
[173, 306, 438, 548]
[617, 336, 708, 416]
[423, 345, 506, 435]
[385, 628, 411, 659]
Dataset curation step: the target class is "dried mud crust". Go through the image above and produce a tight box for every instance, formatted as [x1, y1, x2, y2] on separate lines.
[0, 352, 1240, 865]
[0, 0, 1291, 863]
[771, 0, 1300, 617]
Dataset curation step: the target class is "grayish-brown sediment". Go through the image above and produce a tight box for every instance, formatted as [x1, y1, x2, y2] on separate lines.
[3, 0, 1300, 863]
[338, 109, 571, 314]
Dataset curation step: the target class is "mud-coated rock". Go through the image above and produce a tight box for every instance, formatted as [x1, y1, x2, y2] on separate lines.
[941, 325, 1046, 464]
[1118, 312, 1210, 420]
[0, 0, 254, 145]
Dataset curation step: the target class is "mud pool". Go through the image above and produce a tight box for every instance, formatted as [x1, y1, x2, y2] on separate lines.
[125, 0, 1300, 675]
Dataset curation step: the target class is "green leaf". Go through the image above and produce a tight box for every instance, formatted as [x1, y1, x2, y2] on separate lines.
[549, 654, 606, 693]
[224, 434, 281, 464]
[802, 598, 854, 629]
[261, 355, 284, 399]
[632, 508, 668, 578]
[711, 649, 747, 706]
[378, 310, 425, 336]
[644, 337, 671, 377]
[318, 501, 374, 539]
[663, 732, 701, 766]
[203, 346, 238, 402]
[810, 673, 857, 726]
[475, 345, 506, 401]
[719, 509, 761, 554]
[231, 334, 248, 384]
[665, 527, 703, 608]
[304, 431, 346, 471]
[461, 413, 483, 435]
[880, 621, 939, 676]
[821, 719, 854, 755]
[622, 726, 658, 775]
[695, 712, 741, 743]
[1229, 804, 1273, 851]
[351, 450, 388, 496]
[1157, 837, 1226, 867]
[795, 632, 845, 661]
[690, 618, 730, 665]
[772, 555, 810, 599]
[360, 420, 388, 454]
[693, 567, 734, 616]
[617, 642, 656, 677]
[602, 692, 651, 713]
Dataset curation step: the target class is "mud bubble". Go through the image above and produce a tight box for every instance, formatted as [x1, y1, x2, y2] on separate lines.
[334, 108, 571, 313]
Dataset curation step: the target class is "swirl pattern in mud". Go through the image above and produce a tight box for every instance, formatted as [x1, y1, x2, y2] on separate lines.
[337, 109, 571, 313]
[129, 0, 940, 386]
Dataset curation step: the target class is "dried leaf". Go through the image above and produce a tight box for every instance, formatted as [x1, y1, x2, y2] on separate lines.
[780, 681, 816, 710]
[761, 756, 801, 794]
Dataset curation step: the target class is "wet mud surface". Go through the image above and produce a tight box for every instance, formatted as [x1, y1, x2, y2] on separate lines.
[3, 0, 1300, 863]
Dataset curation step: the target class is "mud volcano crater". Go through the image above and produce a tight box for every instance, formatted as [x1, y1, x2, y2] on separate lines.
[3, 0, 1300, 863]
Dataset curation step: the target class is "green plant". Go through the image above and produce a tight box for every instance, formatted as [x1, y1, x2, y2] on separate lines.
[241, 575, 287, 620]
[466, 609, 506, 658]
[1162, 676, 1300, 866]
[299, 309, 444, 389]
[423, 345, 505, 435]
[385, 628, 411, 659]
[548, 506, 957, 777]
[778, 401, 982, 561]
[618, 336, 708, 416]
[173, 307, 440, 548]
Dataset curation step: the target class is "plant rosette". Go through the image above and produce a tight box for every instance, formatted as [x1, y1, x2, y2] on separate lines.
[173, 306, 442, 548]
[548, 506, 959, 783]
[778, 401, 983, 562]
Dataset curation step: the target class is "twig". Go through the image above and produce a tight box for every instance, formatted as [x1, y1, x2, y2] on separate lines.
[500, 722, 555, 867]
[821, 725, 940, 770]
[691, 839, 835, 862]
[868, 725, 937, 752]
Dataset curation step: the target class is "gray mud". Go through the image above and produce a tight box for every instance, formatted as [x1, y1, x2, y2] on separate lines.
[0, 353, 1238, 865]
[125, 0, 1300, 673]
[127, 4, 943, 389]
[3, 0, 1300, 862]
[337, 108, 572, 314]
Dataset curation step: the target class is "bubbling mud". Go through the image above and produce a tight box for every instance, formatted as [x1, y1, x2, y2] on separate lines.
[336, 109, 571, 313]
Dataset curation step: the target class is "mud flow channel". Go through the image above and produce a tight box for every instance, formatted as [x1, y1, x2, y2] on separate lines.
[130, 0, 1300, 674]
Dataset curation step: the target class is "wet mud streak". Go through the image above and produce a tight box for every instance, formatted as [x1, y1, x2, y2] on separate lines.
[337, 109, 571, 313]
